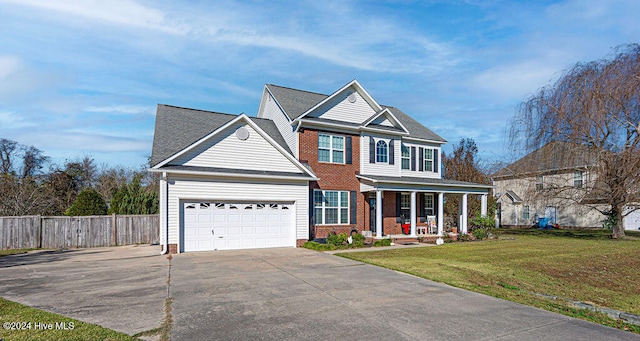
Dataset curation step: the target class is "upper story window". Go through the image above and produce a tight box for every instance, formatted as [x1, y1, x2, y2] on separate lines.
[573, 171, 584, 188]
[423, 148, 434, 172]
[536, 175, 544, 190]
[401, 144, 410, 170]
[318, 133, 344, 164]
[376, 140, 388, 163]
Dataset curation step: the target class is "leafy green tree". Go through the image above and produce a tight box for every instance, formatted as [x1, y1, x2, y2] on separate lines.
[66, 188, 107, 216]
[108, 175, 158, 214]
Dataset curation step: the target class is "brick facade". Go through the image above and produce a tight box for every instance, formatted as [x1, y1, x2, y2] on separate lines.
[298, 128, 432, 239]
[299, 128, 365, 238]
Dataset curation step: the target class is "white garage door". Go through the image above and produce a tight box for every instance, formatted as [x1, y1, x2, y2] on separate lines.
[182, 202, 294, 252]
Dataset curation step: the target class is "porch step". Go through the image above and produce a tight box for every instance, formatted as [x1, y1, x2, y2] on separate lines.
[392, 237, 420, 245]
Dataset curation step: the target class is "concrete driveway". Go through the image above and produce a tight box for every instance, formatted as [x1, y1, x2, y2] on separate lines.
[170, 247, 639, 341]
[1, 245, 639, 340]
[0, 245, 167, 337]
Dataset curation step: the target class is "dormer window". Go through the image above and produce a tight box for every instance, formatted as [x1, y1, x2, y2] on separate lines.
[376, 140, 388, 163]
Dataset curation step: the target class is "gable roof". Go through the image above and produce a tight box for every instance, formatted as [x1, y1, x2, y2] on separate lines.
[493, 141, 600, 179]
[265, 84, 328, 120]
[265, 82, 446, 143]
[150, 104, 293, 167]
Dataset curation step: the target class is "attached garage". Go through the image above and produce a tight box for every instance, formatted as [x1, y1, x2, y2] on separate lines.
[182, 201, 294, 252]
[150, 108, 317, 253]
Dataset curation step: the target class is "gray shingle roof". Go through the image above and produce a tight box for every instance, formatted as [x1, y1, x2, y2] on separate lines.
[265, 84, 328, 120]
[266, 84, 446, 143]
[493, 141, 599, 179]
[357, 174, 492, 189]
[150, 104, 292, 167]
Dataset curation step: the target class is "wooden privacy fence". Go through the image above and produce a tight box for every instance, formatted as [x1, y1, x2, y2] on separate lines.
[0, 214, 159, 250]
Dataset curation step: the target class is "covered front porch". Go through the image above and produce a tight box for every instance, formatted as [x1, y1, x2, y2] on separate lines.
[357, 175, 493, 238]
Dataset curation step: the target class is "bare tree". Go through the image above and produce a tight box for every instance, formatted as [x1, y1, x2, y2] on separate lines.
[0, 138, 19, 175]
[442, 138, 494, 223]
[508, 44, 640, 238]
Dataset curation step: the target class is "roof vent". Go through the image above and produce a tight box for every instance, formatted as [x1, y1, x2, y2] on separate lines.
[236, 126, 250, 140]
[347, 93, 357, 103]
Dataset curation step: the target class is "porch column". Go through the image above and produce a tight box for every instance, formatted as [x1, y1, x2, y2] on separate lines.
[410, 191, 417, 237]
[481, 194, 488, 217]
[460, 193, 468, 234]
[376, 189, 383, 239]
[437, 192, 444, 236]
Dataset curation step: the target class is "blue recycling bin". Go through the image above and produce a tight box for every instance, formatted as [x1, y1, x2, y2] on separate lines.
[538, 217, 549, 229]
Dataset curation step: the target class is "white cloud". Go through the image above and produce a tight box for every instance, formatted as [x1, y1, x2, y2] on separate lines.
[85, 105, 154, 116]
[1, 0, 185, 34]
[0, 110, 37, 129]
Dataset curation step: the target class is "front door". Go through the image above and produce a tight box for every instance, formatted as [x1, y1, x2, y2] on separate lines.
[369, 197, 376, 233]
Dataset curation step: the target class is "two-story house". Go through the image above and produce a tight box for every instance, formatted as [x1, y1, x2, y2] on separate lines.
[150, 80, 492, 253]
[493, 141, 640, 230]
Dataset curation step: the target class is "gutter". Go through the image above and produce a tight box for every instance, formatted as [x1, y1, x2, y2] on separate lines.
[160, 172, 169, 255]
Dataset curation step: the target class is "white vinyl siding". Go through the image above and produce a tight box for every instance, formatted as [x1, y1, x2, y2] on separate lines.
[258, 91, 298, 157]
[165, 174, 309, 249]
[399, 142, 441, 179]
[309, 88, 376, 124]
[171, 122, 302, 174]
[361, 135, 400, 176]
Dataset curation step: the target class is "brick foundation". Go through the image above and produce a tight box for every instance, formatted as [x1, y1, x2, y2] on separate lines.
[296, 239, 308, 247]
[167, 244, 178, 254]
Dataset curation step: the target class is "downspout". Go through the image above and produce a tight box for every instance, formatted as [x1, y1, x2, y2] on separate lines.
[160, 172, 169, 255]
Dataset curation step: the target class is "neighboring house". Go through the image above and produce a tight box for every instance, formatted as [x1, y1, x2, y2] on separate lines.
[493, 141, 640, 230]
[149, 80, 492, 253]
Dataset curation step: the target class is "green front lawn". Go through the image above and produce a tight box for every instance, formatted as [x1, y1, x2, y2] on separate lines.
[0, 297, 140, 341]
[337, 229, 640, 333]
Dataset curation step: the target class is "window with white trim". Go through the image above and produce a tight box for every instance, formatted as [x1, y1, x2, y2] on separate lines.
[424, 148, 433, 172]
[536, 175, 544, 190]
[314, 190, 349, 225]
[318, 133, 344, 163]
[401, 144, 410, 170]
[424, 194, 434, 216]
[522, 205, 530, 220]
[573, 171, 584, 188]
[400, 193, 411, 224]
[376, 140, 388, 163]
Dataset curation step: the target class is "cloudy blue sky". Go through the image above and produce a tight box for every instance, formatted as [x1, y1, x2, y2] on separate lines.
[1, 0, 638, 170]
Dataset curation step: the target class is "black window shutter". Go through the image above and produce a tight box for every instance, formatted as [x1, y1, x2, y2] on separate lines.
[396, 193, 402, 223]
[411, 147, 416, 171]
[346, 136, 352, 164]
[369, 137, 375, 163]
[389, 140, 395, 165]
[309, 188, 316, 227]
[350, 190, 357, 224]
[433, 149, 439, 173]
[419, 147, 424, 171]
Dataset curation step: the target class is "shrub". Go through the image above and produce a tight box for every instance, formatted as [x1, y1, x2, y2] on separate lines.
[351, 233, 366, 247]
[327, 233, 349, 247]
[302, 241, 336, 251]
[66, 188, 107, 216]
[472, 228, 487, 240]
[471, 214, 495, 229]
[373, 238, 392, 247]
